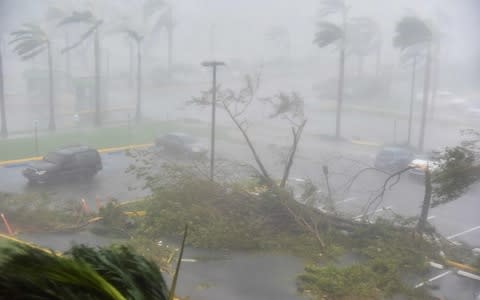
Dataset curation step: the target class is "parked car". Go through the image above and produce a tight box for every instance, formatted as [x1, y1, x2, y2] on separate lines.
[155, 132, 207, 159]
[374, 146, 415, 172]
[408, 158, 440, 177]
[22, 145, 102, 184]
[408, 150, 442, 177]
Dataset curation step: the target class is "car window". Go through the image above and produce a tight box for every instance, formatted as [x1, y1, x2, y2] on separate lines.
[44, 152, 66, 164]
[75, 151, 98, 165]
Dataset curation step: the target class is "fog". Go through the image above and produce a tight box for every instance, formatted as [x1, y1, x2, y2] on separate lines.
[0, 0, 480, 299]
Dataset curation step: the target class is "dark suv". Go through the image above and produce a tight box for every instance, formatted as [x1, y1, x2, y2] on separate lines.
[22, 146, 102, 184]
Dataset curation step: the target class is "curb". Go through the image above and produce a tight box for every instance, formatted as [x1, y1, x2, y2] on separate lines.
[350, 139, 382, 147]
[0, 143, 154, 167]
[446, 259, 479, 274]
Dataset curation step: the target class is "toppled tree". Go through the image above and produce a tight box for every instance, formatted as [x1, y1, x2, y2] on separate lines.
[190, 73, 307, 188]
[348, 129, 480, 236]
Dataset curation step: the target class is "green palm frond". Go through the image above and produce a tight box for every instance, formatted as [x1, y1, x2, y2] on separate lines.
[0, 244, 126, 300]
[68, 245, 168, 300]
[10, 24, 48, 60]
[58, 10, 96, 26]
[314, 22, 343, 48]
[393, 16, 432, 50]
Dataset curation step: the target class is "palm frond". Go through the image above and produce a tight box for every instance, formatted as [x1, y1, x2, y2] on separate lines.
[393, 16, 432, 50]
[58, 10, 96, 26]
[123, 29, 143, 43]
[314, 22, 343, 48]
[10, 24, 48, 60]
[61, 20, 103, 53]
[19, 45, 48, 60]
[0, 244, 126, 300]
[68, 245, 169, 300]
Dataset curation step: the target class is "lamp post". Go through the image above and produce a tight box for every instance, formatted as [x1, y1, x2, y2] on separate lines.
[33, 120, 39, 156]
[201, 61, 225, 181]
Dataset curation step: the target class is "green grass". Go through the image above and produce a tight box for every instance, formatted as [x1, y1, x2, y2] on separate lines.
[0, 120, 227, 161]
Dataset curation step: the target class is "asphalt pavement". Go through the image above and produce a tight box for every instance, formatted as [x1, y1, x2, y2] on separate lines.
[1, 120, 480, 298]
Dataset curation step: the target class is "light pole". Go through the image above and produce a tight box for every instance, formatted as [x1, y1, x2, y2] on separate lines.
[33, 120, 39, 156]
[201, 61, 225, 181]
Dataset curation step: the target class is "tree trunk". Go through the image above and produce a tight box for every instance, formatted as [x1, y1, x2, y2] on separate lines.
[375, 43, 381, 76]
[407, 56, 417, 146]
[135, 41, 142, 123]
[47, 43, 56, 131]
[223, 104, 272, 186]
[429, 44, 440, 121]
[65, 32, 71, 78]
[336, 48, 345, 139]
[167, 6, 173, 79]
[417, 167, 432, 234]
[128, 40, 134, 88]
[357, 55, 364, 77]
[94, 29, 101, 127]
[280, 120, 307, 188]
[335, 10, 347, 139]
[0, 48, 7, 137]
[418, 43, 432, 151]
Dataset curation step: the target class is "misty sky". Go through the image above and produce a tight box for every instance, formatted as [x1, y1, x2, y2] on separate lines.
[0, 0, 478, 77]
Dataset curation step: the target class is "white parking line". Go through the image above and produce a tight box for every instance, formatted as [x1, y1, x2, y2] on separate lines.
[354, 206, 392, 220]
[336, 197, 357, 204]
[415, 270, 452, 288]
[427, 216, 436, 220]
[447, 225, 480, 240]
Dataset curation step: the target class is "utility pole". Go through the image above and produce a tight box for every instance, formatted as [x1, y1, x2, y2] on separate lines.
[201, 61, 225, 181]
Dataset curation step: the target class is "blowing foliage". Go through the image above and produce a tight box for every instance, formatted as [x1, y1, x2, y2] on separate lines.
[0, 243, 168, 300]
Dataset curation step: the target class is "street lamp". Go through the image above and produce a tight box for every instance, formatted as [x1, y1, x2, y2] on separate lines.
[201, 61, 225, 181]
[33, 119, 39, 156]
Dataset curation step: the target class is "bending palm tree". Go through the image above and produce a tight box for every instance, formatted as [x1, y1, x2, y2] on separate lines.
[0, 244, 167, 299]
[59, 11, 104, 127]
[0, 46, 6, 137]
[144, 0, 173, 77]
[10, 24, 56, 131]
[0, 225, 189, 299]
[314, 0, 348, 139]
[122, 29, 143, 123]
[394, 16, 433, 151]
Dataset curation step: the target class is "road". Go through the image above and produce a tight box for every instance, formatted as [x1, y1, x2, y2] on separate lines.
[1, 118, 480, 298]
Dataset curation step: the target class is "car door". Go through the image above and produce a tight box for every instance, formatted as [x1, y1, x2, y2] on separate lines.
[59, 154, 78, 178]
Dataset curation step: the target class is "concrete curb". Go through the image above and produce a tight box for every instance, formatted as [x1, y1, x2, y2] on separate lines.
[0, 143, 154, 167]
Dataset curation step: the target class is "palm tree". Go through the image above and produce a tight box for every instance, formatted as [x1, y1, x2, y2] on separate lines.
[59, 11, 104, 127]
[394, 16, 433, 151]
[400, 45, 425, 146]
[314, 0, 348, 139]
[0, 44, 6, 137]
[144, 0, 172, 77]
[122, 29, 143, 123]
[0, 244, 168, 299]
[10, 24, 56, 131]
[0, 225, 189, 299]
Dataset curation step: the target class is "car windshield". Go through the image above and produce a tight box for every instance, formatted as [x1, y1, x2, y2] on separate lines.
[43, 152, 66, 164]
[176, 135, 196, 144]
